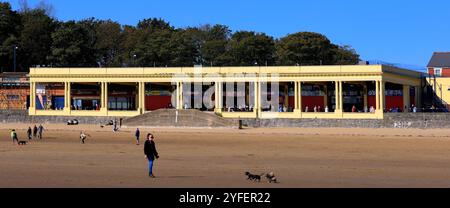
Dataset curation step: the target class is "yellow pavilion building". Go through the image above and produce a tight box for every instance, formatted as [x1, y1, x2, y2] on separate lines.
[28, 65, 422, 119]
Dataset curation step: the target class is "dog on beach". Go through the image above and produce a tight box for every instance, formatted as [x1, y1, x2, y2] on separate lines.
[265, 172, 278, 183]
[18, 141, 28, 145]
[245, 172, 263, 182]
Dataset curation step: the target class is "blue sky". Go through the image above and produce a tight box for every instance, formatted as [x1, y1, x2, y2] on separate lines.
[7, 0, 450, 68]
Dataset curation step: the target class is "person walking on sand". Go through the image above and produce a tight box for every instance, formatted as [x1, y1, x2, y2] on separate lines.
[27, 127, 32, 140]
[135, 128, 141, 145]
[144, 133, 159, 178]
[33, 125, 38, 139]
[112, 119, 117, 132]
[37, 124, 44, 139]
[80, 131, 90, 144]
[11, 129, 18, 144]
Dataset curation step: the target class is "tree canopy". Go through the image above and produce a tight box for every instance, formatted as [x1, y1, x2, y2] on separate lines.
[0, 1, 360, 72]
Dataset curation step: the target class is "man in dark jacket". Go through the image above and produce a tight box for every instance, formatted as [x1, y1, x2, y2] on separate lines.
[27, 127, 32, 140]
[37, 124, 44, 139]
[144, 133, 159, 178]
[33, 125, 38, 139]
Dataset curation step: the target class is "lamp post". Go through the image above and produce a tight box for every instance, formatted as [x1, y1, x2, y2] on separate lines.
[133, 54, 137, 67]
[13, 45, 18, 72]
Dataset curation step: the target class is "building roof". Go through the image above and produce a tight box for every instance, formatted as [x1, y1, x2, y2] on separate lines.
[427, 52, 450, 67]
[0, 72, 29, 84]
[0, 72, 28, 76]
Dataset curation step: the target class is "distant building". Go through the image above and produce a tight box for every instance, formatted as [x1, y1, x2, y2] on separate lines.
[427, 52, 450, 110]
[0, 72, 65, 110]
[0, 72, 30, 110]
[427, 52, 450, 77]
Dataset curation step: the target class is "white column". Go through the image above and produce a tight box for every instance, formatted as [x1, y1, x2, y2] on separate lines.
[363, 84, 368, 111]
[64, 82, 67, 108]
[334, 81, 342, 113]
[100, 82, 108, 114]
[298, 82, 303, 113]
[339, 81, 343, 111]
[100, 82, 105, 110]
[31, 82, 35, 108]
[29, 81, 36, 114]
[214, 82, 223, 113]
[139, 82, 145, 114]
[68, 82, 71, 108]
[375, 81, 380, 111]
[294, 81, 298, 111]
[380, 81, 385, 112]
[254, 82, 260, 116]
[176, 82, 183, 110]
[64, 82, 71, 114]
[175, 82, 180, 109]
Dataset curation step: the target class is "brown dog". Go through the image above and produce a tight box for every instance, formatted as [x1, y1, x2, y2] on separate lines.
[265, 172, 278, 183]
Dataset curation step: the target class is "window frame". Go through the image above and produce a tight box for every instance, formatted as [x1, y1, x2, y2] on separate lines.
[435, 68, 442, 77]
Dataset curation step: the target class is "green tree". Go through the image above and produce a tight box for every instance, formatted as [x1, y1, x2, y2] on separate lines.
[137, 18, 173, 31]
[18, 8, 56, 70]
[0, 2, 20, 43]
[227, 31, 275, 66]
[169, 29, 198, 66]
[330, 44, 360, 65]
[120, 25, 139, 66]
[135, 29, 173, 67]
[49, 20, 96, 66]
[95, 20, 124, 67]
[196, 24, 231, 66]
[182, 27, 205, 65]
[0, 2, 21, 71]
[122, 18, 176, 67]
[276, 32, 333, 66]
[1, 2, 361, 69]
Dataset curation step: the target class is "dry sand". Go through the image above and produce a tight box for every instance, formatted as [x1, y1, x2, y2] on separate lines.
[1, 123, 450, 188]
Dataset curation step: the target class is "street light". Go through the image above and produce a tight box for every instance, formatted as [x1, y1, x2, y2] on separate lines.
[133, 54, 137, 67]
[13, 45, 18, 72]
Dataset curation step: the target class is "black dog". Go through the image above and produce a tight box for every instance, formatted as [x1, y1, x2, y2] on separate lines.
[18, 141, 27, 145]
[245, 172, 263, 182]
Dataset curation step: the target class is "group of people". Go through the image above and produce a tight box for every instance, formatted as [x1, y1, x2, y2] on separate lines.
[10, 123, 159, 178]
[302, 105, 377, 113]
[385, 104, 418, 113]
[226, 106, 255, 112]
[277, 105, 292, 112]
[71, 104, 100, 111]
[304, 106, 328, 113]
[10, 124, 45, 144]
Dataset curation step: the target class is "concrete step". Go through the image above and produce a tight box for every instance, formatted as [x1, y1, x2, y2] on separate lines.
[122, 109, 239, 128]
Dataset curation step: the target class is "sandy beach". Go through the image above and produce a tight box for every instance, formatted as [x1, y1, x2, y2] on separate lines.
[1, 123, 450, 188]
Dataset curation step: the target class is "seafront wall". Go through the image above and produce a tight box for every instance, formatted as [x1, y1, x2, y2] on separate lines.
[242, 113, 450, 129]
[1, 110, 450, 129]
[0, 110, 115, 125]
